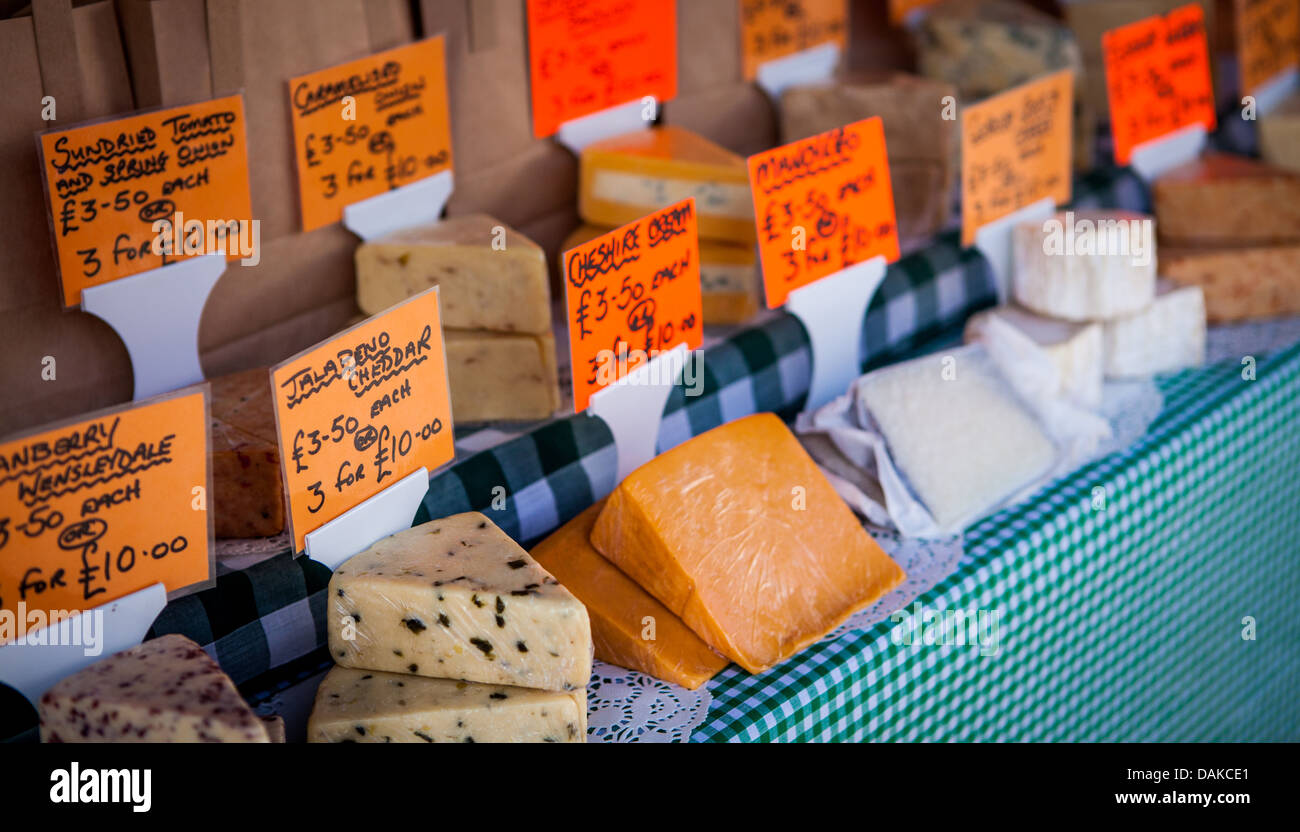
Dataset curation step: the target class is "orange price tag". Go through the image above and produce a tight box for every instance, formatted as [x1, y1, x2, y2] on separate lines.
[748, 117, 900, 309]
[562, 199, 704, 413]
[740, 0, 848, 80]
[1236, 0, 1300, 96]
[288, 37, 453, 232]
[888, 0, 939, 25]
[526, 0, 678, 138]
[271, 287, 454, 552]
[37, 95, 253, 308]
[0, 388, 213, 640]
[1103, 3, 1216, 166]
[961, 70, 1075, 247]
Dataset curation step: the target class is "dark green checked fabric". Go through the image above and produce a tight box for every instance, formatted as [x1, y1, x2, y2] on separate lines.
[694, 342, 1300, 741]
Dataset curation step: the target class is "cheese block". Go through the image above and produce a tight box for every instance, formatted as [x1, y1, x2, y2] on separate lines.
[530, 502, 729, 690]
[780, 74, 957, 241]
[1103, 281, 1206, 378]
[562, 223, 760, 325]
[355, 214, 552, 333]
[210, 368, 283, 539]
[446, 329, 560, 423]
[329, 512, 592, 691]
[859, 348, 1057, 531]
[964, 305, 1104, 409]
[1013, 210, 1157, 321]
[1259, 94, 1300, 173]
[1153, 154, 1300, 246]
[590, 413, 904, 674]
[1159, 244, 1300, 322]
[579, 126, 755, 244]
[308, 666, 586, 743]
[39, 635, 270, 743]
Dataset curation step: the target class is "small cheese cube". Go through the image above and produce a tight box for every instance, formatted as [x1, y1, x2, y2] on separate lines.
[1153, 154, 1300, 247]
[210, 368, 283, 539]
[965, 305, 1104, 409]
[328, 513, 592, 691]
[590, 413, 904, 674]
[39, 635, 269, 743]
[308, 666, 586, 743]
[446, 330, 560, 423]
[579, 126, 755, 244]
[355, 214, 552, 333]
[531, 502, 729, 690]
[1103, 282, 1206, 378]
[1160, 245, 1300, 322]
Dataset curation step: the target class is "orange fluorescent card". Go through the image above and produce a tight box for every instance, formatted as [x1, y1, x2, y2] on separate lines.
[271, 287, 454, 552]
[888, 0, 939, 25]
[1103, 3, 1216, 166]
[740, 0, 848, 80]
[38, 95, 252, 307]
[1235, 0, 1300, 96]
[288, 37, 453, 232]
[0, 388, 213, 639]
[748, 117, 900, 309]
[961, 70, 1075, 247]
[526, 0, 678, 138]
[562, 198, 704, 413]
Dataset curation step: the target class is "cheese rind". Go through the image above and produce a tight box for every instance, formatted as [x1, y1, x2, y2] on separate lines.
[307, 666, 586, 743]
[446, 330, 560, 423]
[858, 348, 1057, 531]
[1103, 282, 1206, 378]
[965, 305, 1104, 409]
[328, 513, 592, 691]
[590, 413, 904, 674]
[1013, 210, 1157, 321]
[39, 635, 269, 743]
[530, 502, 729, 690]
[1153, 154, 1300, 247]
[1159, 245, 1300, 322]
[579, 127, 755, 244]
[355, 214, 552, 333]
[210, 368, 284, 539]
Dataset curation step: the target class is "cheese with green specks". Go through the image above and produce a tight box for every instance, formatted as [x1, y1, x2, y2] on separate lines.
[307, 666, 586, 743]
[328, 512, 592, 691]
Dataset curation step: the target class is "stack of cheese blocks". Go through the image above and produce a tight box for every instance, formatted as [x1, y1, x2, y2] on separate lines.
[965, 208, 1206, 408]
[571, 125, 762, 324]
[308, 512, 593, 743]
[354, 215, 561, 423]
[529, 413, 905, 684]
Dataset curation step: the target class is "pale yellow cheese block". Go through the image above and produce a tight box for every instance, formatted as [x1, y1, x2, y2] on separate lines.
[446, 329, 560, 423]
[355, 214, 551, 334]
[308, 666, 586, 743]
[1259, 94, 1300, 174]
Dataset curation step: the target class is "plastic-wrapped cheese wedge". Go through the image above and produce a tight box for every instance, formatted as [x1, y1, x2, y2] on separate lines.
[590, 413, 905, 674]
[857, 349, 1057, 531]
[308, 666, 586, 743]
[531, 502, 729, 690]
[1103, 281, 1206, 378]
[328, 512, 592, 691]
[965, 305, 1104, 409]
[39, 635, 270, 743]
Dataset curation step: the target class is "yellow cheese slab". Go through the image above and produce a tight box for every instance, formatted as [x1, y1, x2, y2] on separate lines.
[446, 329, 560, 423]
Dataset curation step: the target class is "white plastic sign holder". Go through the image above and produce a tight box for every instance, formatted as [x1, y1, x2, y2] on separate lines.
[784, 255, 889, 412]
[588, 342, 690, 484]
[303, 467, 430, 571]
[343, 171, 454, 241]
[972, 196, 1057, 305]
[1129, 123, 1208, 183]
[0, 582, 167, 705]
[81, 254, 226, 400]
[1252, 67, 1299, 118]
[755, 41, 841, 100]
[554, 99, 651, 155]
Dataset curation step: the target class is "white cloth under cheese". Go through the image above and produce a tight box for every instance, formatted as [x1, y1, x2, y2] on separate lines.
[965, 305, 1104, 409]
[1103, 281, 1206, 378]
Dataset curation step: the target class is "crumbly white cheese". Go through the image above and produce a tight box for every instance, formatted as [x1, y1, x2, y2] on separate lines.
[1103, 281, 1206, 378]
[965, 304, 1104, 409]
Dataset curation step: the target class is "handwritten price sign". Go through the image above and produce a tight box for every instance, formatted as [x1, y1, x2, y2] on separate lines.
[526, 0, 677, 138]
[562, 199, 704, 412]
[0, 389, 213, 638]
[37, 95, 252, 307]
[288, 37, 453, 232]
[271, 287, 454, 552]
[1236, 0, 1300, 96]
[962, 70, 1074, 247]
[748, 117, 900, 309]
[1103, 3, 1216, 166]
[740, 0, 848, 80]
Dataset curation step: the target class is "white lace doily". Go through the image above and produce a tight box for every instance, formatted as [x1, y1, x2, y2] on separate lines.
[586, 661, 713, 743]
[1205, 316, 1300, 364]
[830, 531, 965, 638]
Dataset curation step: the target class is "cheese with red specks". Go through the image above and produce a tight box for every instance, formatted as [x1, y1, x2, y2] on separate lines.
[210, 368, 283, 539]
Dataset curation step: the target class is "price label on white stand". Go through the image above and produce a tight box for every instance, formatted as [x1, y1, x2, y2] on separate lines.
[1104, 4, 1216, 182]
[36, 95, 254, 400]
[961, 70, 1075, 303]
[741, 0, 847, 99]
[1235, 0, 1300, 115]
[0, 387, 214, 704]
[526, 0, 677, 152]
[748, 117, 901, 412]
[270, 286, 455, 564]
[562, 199, 704, 483]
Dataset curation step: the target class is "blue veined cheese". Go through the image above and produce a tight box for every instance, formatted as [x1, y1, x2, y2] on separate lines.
[965, 304, 1104, 409]
[308, 666, 586, 743]
[1103, 282, 1206, 378]
[328, 513, 592, 691]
